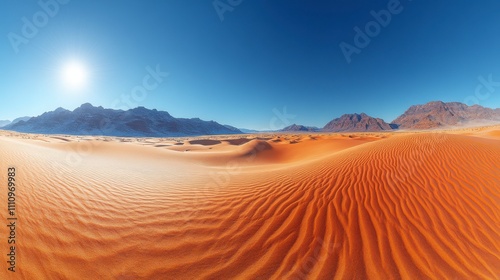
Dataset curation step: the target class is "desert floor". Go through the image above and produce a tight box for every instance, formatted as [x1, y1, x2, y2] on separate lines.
[0, 125, 499, 279]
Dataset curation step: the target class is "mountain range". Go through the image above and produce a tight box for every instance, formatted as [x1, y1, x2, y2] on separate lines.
[281, 101, 500, 132]
[3, 103, 241, 137]
[393, 101, 500, 129]
[2, 101, 500, 136]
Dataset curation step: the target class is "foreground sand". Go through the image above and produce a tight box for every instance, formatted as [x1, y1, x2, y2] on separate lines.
[0, 126, 499, 279]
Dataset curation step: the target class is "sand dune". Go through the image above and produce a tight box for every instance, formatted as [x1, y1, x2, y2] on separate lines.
[0, 128, 499, 279]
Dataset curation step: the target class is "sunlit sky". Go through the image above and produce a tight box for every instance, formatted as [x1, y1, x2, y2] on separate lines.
[1, 0, 500, 129]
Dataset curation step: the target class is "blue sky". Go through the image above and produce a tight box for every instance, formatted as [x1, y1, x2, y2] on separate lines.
[1, 0, 500, 130]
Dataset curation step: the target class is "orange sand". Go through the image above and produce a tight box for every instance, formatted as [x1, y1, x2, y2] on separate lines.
[0, 127, 499, 279]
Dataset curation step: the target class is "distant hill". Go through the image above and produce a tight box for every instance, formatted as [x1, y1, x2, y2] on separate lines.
[0, 120, 10, 128]
[239, 128, 261, 134]
[4, 103, 241, 137]
[0, 117, 31, 128]
[392, 101, 500, 129]
[281, 124, 320, 132]
[323, 113, 393, 132]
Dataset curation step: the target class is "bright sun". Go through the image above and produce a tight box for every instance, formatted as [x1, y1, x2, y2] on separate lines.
[61, 60, 88, 90]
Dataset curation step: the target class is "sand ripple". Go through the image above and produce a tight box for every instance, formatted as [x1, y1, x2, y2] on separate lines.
[0, 132, 499, 279]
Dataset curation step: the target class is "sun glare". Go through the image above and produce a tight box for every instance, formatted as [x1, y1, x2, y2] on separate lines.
[61, 60, 88, 90]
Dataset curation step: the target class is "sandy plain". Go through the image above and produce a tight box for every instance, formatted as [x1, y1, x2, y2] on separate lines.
[0, 125, 499, 279]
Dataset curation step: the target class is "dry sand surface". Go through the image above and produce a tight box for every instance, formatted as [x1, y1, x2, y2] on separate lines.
[0, 126, 499, 279]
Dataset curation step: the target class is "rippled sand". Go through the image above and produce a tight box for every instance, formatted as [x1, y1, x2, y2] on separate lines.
[0, 126, 499, 279]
